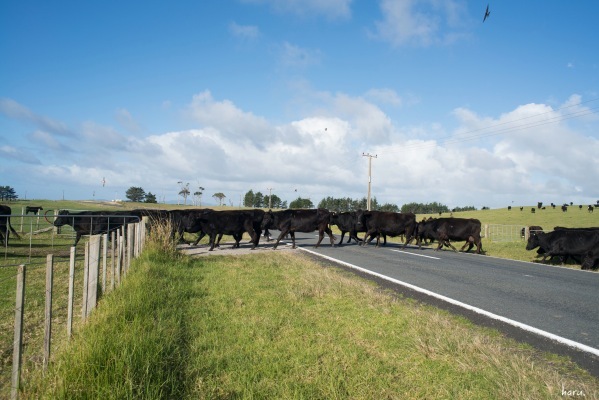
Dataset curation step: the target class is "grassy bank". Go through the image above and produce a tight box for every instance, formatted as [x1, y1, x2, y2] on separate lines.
[22, 250, 598, 399]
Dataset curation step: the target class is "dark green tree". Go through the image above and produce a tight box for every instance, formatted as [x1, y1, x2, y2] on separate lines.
[0, 186, 18, 201]
[253, 192, 264, 208]
[125, 186, 146, 202]
[243, 190, 255, 207]
[144, 192, 157, 203]
[289, 197, 314, 209]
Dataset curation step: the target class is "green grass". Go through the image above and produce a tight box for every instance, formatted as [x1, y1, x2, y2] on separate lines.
[21, 250, 599, 399]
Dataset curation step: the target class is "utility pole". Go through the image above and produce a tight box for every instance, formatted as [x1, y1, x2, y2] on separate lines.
[362, 153, 377, 211]
[267, 188, 273, 209]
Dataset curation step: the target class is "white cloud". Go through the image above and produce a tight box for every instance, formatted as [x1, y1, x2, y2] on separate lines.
[370, 0, 468, 47]
[2, 92, 598, 208]
[0, 98, 72, 136]
[115, 108, 141, 133]
[186, 90, 273, 143]
[229, 21, 260, 40]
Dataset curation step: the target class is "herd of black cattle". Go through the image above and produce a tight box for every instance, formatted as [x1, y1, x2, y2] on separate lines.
[0, 205, 598, 270]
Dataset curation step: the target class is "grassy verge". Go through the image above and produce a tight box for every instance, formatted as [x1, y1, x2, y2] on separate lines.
[23, 251, 599, 399]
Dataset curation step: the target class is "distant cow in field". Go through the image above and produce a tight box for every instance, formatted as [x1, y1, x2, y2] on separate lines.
[355, 210, 416, 248]
[589, 205, 594, 213]
[25, 205, 43, 215]
[561, 205, 568, 212]
[261, 208, 335, 250]
[0, 205, 21, 246]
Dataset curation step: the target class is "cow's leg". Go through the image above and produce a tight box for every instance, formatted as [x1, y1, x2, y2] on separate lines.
[74, 232, 82, 246]
[362, 230, 374, 246]
[233, 233, 243, 248]
[290, 231, 297, 248]
[338, 231, 346, 245]
[273, 229, 289, 250]
[446, 240, 457, 252]
[208, 233, 219, 251]
[193, 231, 206, 246]
[325, 226, 336, 247]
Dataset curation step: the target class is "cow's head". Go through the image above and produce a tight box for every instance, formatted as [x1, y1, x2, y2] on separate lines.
[53, 210, 71, 227]
[261, 210, 274, 230]
[525, 233, 540, 250]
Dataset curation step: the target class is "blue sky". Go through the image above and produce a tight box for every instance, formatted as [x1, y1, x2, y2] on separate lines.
[1, 0, 598, 208]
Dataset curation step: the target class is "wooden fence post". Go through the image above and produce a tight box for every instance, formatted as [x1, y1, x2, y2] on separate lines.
[127, 224, 134, 272]
[67, 246, 76, 339]
[44, 254, 54, 370]
[102, 233, 108, 292]
[82, 242, 89, 320]
[86, 235, 101, 318]
[111, 231, 116, 290]
[116, 232, 123, 285]
[11, 265, 26, 400]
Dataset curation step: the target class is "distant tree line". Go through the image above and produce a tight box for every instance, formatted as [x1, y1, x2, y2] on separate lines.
[0, 186, 19, 201]
[400, 202, 477, 214]
[243, 190, 288, 209]
[318, 196, 399, 212]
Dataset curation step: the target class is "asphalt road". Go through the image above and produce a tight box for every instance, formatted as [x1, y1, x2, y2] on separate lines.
[274, 232, 599, 358]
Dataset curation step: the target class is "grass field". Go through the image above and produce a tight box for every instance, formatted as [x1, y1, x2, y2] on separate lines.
[1, 200, 598, 397]
[20, 247, 599, 399]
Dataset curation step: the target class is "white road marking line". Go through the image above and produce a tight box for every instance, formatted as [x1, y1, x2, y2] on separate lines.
[298, 247, 599, 358]
[390, 249, 440, 260]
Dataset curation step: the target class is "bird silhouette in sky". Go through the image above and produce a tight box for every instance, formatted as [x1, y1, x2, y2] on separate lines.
[483, 4, 490, 22]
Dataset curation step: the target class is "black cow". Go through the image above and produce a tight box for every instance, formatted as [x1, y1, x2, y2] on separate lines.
[261, 208, 335, 250]
[164, 209, 210, 245]
[25, 205, 43, 215]
[184, 209, 261, 251]
[526, 229, 599, 265]
[0, 205, 21, 246]
[582, 247, 599, 270]
[561, 205, 568, 212]
[415, 217, 442, 247]
[417, 217, 482, 253]
[520, 225, 543, 238]
[355, 210, 416, 248]
[52, 210, 141, 246]
[330, 211, 363, 245]
[589, 205, 594, 213]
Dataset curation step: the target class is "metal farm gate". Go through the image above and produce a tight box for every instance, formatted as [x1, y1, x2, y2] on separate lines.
[484, 224, 526, 242]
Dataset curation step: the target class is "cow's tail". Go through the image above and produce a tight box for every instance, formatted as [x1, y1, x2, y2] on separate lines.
[8, 220, 21, 240]
[44, 210, 55, 225]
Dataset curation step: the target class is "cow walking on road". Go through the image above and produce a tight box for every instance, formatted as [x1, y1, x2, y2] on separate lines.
[261, 209, 335, 250]
[355, 210, 416, 248]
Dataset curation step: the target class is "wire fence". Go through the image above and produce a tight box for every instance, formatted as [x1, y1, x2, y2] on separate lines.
[0, 214, 147, 399]
[483, 224, 544, 243]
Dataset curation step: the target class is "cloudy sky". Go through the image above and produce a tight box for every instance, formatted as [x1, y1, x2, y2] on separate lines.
[1, 1, 598, 209]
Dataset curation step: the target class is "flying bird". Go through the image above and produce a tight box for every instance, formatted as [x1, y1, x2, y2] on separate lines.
[483, 4, 490, 22]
